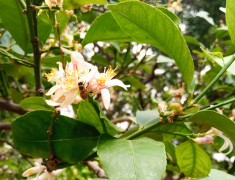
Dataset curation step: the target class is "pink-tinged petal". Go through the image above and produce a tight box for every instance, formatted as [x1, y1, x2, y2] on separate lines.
[101, 89, 110, 110]
[194, 135, 214, 144]
[45, 100, 61, 106]
[106, 79, 130, 90]
[61, 89, 78, 107]
[45, 85, 61, 96]
[71, 52, 84, 64]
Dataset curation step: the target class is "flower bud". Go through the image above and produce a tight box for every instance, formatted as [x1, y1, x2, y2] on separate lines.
[158, 101, 167, 114]
[171, 103, 183, 115]
[194, 135, 214, 144]
[80, 4, 92, 13]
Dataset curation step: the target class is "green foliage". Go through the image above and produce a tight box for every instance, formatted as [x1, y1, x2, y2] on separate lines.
[76, 100, 123, 135]
[199, 169, 235, 180]
[176, 140, 211, 178]
[108, 1, 194, 87]
[12, 111, 99, 163]
[63, 0, 107, 10]
[136, 109, 160, 126]
[188, 110, 235, 144]
[82, 12, 133, 46]
[226, 0, 235, 45]
[0, 0, 32, 53]
[98, 135, 166, 180]
[20, 97, 55, 111]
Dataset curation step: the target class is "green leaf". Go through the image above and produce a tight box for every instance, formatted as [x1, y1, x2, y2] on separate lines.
[20, 97, 55, 111]
[196, 11, 215, 25]
[76, 100, 123, 136]
[184, 36, 201, 46]
[176, 140, 211, 178]
[201, 48, 235, 75]
[38, 11, 53, 43]
[164, 141, 177, 163]
[198, 169, 235, 180]
[136, 109, 160, 126]
[12, 111, 99, 163]
[188, 110, 235, 144]
[123, 76, 146, 90]
[0, 0, 32, 53]
[82, 12, 133, 46]
[40, 55, 70, 68]
[156, 7, 180, 27]
[63, 0, 107, 10]
[216, 26, 229, 39]
[98, 135, 166, 180]
[226, 0, 235, 45]
[152, 123, 192, 141]
[108, 1, 194, 87]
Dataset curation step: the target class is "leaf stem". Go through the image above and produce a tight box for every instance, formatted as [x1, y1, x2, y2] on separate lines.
[18, 0, 26, 9]
[192, 55, 235, 105]
[25, 0, 43, 96]
[56, 26, 65, 69]
[179, 98, 235, 119]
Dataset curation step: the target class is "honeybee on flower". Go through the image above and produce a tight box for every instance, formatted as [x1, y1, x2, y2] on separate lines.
[45, 52, 130, 109]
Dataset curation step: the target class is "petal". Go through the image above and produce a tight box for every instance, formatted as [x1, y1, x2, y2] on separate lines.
[219, 134, 233, 155]
[106, 79, 130, 90]
[45, 85, 60, 96]
[101, 89, 110, 110]
[52, 169, 63, 175]
[22, 167, 43, 177]
[45, 100, 61, 107]
[61, 89, 78, 108]
[51, 88, 65, 101]
[71, 52, 84, 64]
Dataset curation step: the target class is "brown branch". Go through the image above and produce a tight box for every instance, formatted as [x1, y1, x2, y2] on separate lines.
[0, 99, 30, 115]
[0, 138, 13, 146]
[0, 122, 11, 131]
[111, 116, 134, 124]
[85, 161, 108, 178]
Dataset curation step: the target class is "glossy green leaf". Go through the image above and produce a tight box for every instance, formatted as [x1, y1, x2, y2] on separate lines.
[176, 140, 211, 178]
[82, 12, 133, 46]
[201, 47, 235, 75]
[0, 0, 32, 53]
[188, 110, 235, 144]
[226, 0, 235, 45]
[38, 11, 52, 43]
[152, 123, 192, 141]
[98, 135, 166, 180]
[196, 11, 214, 25]
[216, 26, 229, 39]
[12, 111, 99, 163]
[164, 141, 177, 163]
[198, 169, 235, 180]
[136, 109, 160, 126]
[20, 97, 55, 111]
[76, 100, 123, 136]
[63, 0, 107, 10]
[156, 7, 180, 27]
[184, 36, 201, 46]
[108, 1, 194, 87]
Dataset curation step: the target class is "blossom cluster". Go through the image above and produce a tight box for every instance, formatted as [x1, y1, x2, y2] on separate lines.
[45, 52, 130, 109]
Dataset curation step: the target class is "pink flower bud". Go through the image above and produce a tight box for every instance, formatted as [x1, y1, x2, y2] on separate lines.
[194, 135, 214, 144]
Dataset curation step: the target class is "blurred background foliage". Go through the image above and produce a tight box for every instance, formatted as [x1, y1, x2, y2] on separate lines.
[0, 0, 234, 179]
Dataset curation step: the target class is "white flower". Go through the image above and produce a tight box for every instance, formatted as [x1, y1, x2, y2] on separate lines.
[194, 127, 233, 155]
[22, 159, 63, 180]
[45, 52, 98, 107]
[87, 66, 130, 110]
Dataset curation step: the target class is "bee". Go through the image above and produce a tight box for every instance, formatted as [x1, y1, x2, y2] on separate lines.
[78, 81, 88, 99]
